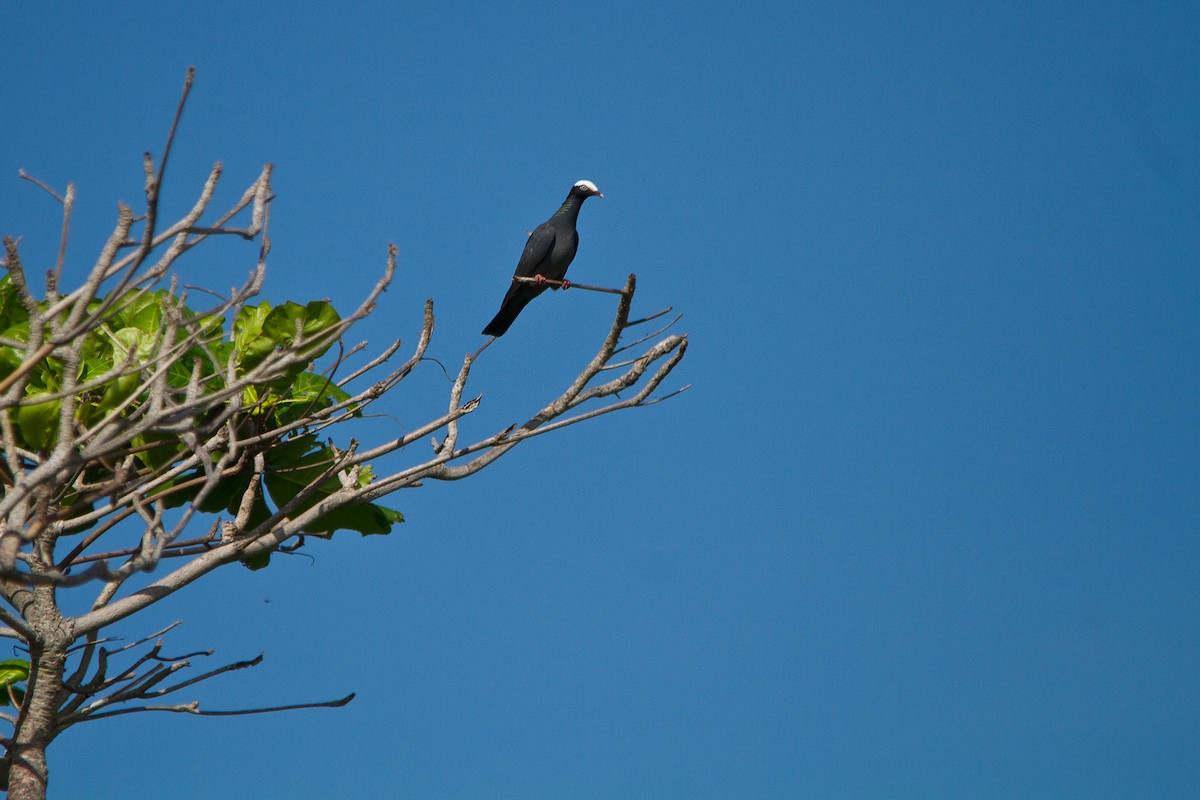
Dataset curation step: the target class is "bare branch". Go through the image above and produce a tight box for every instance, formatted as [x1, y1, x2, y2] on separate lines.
[625, 306, 674, 327]
[150, 65, 195, 220]
[0, 602, 33, 641]
[511, 275, 625, 294]
[17, 170, 65, 204]
[337, 337, 403, 387]
[52, 619, 354, 732]
[72, 692, 354, 722]
[611, 311, 684, 358]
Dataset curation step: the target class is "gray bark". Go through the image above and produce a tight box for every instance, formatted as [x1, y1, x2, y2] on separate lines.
[6, 586, 71, 800]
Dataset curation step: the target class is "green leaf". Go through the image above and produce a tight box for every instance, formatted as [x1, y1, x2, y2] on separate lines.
[233, 301, 276, 373]
[0, 659, 29, 708]
[262, 438, 403, 536]
[232, 301, 342, 408]
[194, 470, 255, 516]
[14, 397, 60, 451]
[263, 442, 342, 513]
[0, 659, 29, 685]
[0, 317, 30, 380]
[242, 551, 271, 570]
[269, 371, 355, 426]
[306, 501, 403, 536]
[261, 300, 341, 359]
[114, 289, 165, 332]
[166, 344, 225, 392]
[131, 433, 186, 472]
[159, 465, 274, 537]
[91, 326, 155, 415]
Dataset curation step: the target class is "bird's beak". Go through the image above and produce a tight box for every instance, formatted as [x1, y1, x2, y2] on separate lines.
[595, 191, 605, 198]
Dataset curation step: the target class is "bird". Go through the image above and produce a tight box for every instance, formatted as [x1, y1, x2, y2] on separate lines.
[481, 179, 604, 337]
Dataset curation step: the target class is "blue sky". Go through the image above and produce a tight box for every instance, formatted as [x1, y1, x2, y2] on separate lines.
[2, 2, 1198, 797]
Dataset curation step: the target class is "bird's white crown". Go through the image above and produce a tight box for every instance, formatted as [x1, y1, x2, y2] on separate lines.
[574, 180, 600, 193]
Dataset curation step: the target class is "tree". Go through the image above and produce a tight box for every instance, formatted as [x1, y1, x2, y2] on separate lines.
[0, 69, 687, 800]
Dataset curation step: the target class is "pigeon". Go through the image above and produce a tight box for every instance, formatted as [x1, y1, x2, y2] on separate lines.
[482, 179, 604, 337]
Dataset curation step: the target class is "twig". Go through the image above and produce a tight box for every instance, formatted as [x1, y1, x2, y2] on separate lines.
[471, 336, 497, 361]
[75, 692, 355, 721]
[613, 311, 684, 358]
[336, 338, 402, 387]
[17, 170, 64, 204]
[182, 226, 256, 240]
[154, 65, 195, 206]
[66, 531, 221, 568]
[106, 621, 183, 656]
[511, 275, 627, 295]
[53, 184, 76, 292]
[636, 383, 692, 405]
[625, 307, 673, 327]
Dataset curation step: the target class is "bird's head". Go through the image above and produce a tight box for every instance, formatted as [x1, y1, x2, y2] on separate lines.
[572, 179, 604, 199]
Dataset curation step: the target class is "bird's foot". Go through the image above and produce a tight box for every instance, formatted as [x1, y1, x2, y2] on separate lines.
[533, 274, 548, 286]
[560, 279, 572, 290]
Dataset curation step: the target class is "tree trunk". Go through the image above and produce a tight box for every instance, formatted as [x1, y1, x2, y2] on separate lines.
[6, 586, 70, 800]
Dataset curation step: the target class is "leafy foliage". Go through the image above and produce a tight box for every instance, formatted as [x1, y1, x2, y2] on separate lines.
[0, 276, 402, 556]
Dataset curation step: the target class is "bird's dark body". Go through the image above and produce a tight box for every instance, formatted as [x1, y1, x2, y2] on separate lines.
[482, 181, 601, 337]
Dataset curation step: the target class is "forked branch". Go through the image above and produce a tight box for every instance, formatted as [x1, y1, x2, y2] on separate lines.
[54, 622, 351, 732]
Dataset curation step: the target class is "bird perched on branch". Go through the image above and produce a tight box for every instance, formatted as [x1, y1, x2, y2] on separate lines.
[482, 179, 604, 337]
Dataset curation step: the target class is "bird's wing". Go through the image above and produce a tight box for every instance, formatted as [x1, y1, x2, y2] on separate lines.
[513, 222, 556, 278]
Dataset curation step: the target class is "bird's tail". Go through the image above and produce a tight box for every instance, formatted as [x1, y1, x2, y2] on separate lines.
[481, 294, 532, 337]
